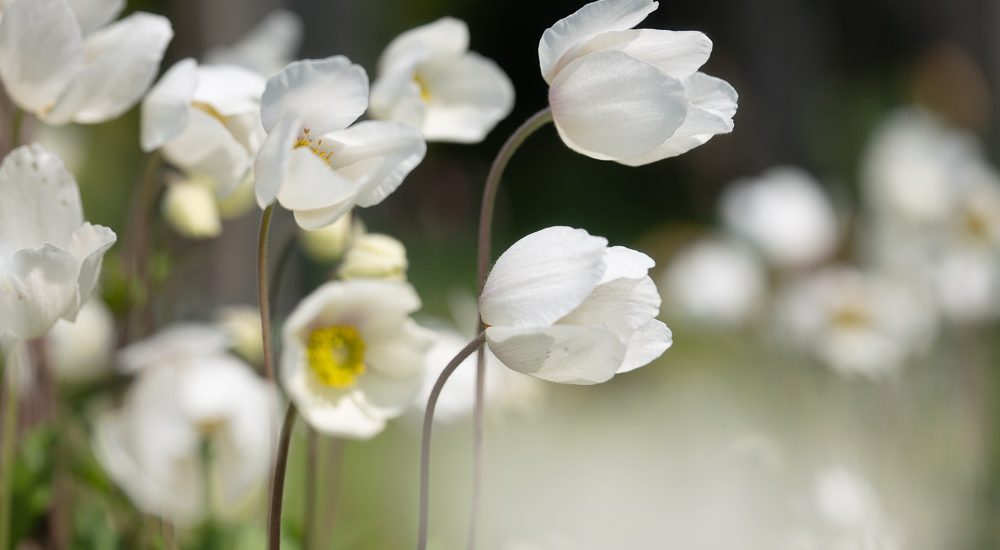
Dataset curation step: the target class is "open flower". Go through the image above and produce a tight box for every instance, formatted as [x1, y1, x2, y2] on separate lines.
[540, 0, 737, 165]
[370, 17, 514, 143]
[281, 279, 433, 438]
[0, 144, 116, 340]
[255, 56, 427, 229]
[479, 226, 672, 384]
[0, 0, 171, 125]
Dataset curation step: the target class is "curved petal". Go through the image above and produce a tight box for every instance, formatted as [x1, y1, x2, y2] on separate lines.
[276, 148, 356, 210]
[363, 318, 433, 378]
[599, 245, 655, 284]
[66, 0, 124, 35]
[379, 17, 468, 74]
[293, 201, 354, 231]
[0, 0, 84, 113]
[369, 69, 427, 130]
[549, 50, 687, 160]
[539, 0, 657, 83]
[282, 280, 422, 344]
[480, 226, 607, 328]
[140, 58, 198, 152]
[559, 29, 711, 81]
[162, 108, 250, 197]
[559, 275, 661, 340]
[261, 56, 368, 135]
[203, 9, 303, 77]
[354, 368, 424, 419]
[418, 52, 515, 143]
[66, 222, 116, 318]
[0, 244, 80, 339]
[253, 114, 298, 207]
[192, 64, 266, 117]
[44, 12, 173, 125]
[0, 144, 83, 250]
[485, 324, 626, 385]
[617, 318, 672, 373]
[324, 121, 426, 207]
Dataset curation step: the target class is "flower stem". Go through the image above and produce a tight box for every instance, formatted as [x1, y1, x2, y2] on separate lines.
[304, 427, 318, 550]
[124, 152, 163, 341]
[268, 403, 297, 550]
[0, 358, 18, 550]
[417, 332, 488, 550]
[470, 108, 552, 549]
[9, 108, 23, 151]
[258, 205, 276, 381]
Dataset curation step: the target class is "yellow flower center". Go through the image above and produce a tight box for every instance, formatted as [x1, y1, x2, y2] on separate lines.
[294, 128, 334, 166]
[306, 325, 366, 388]
[413, 73, 432, 102]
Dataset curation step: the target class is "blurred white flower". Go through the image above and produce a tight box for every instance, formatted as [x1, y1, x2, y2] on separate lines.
[45, 298, 115, 384]
[117, 323, 230, 374]
[254, 56, 426, 229]
[540, 0, 736, 165]
[0, 144, 116, 340]
[663, 237, 767, 327]
[480, 226, 671, 384]
[338, 233, 408, 281]
[370, 17, 514, 143]
[299, 211, 365, 263]
[281, 279, 433, 438]
[798, 467, 902, 550]
[720, 166, 840, 269]
[415, 326, 504, 424]
[204, 9, 303, 78]
[95, 325, 279, 526]
[0, 0, 171, 125]
[161, 176, 223, 239]
[216, 305, 264, 366]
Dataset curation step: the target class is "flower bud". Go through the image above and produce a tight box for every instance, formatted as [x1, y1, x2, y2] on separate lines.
[162, 177, 222, 239]
[300, 212, 365, 263]
[338, 233, 407, 281]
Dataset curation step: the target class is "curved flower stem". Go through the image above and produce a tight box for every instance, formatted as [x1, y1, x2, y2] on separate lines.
[124, 152, 163, 340]
[418, 332, 488, 550]
[268, 403, 297, 550]
[257, 205, 276, 381]
[0, 358, 17, 550]
[469, 108, 552, 549]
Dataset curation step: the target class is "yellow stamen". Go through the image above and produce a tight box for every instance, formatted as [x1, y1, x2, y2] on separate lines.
[192, 101, 227, 123]
[306, 325, 366, 388]
[413, 73, 432, 102]
[293, 127, 334, 165]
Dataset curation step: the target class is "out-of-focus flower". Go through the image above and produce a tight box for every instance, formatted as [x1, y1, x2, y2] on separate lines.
[216, 305, 264, 366]
[254, 56, 426, 229]
[117, 323, 230, 373]
[0, 144, 116, 340]
[95, 324, 279, 526]
[720, 167, 840, 269]
[415, 326, 503, 424]
[299, 211, 365, 263]
[370, 17, 514, 143]
[539, 0, 736, 165]
[480, 226, 671, 384]
[338, 233, 408, 281]
[281, 279, 433, 438]
[204, 9, 303, 78]
[45, 298, 115, 384]
[802, 467, 902, 550]
[662, 237, 767, 327]
[161, 176, 223, 239]
[775, 268, 936, 380]
[0, 0, 171, 125]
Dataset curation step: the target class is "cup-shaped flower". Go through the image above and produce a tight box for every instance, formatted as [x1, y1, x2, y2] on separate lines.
[0, 144, 116, 340]
[540, 0, 737, 165]
[254, 56, 427, 229]
[281, 279, 434, 438]
[370, 17, 515, 143]
[479, 226, 672, 384]
[0, 0, 172, 125]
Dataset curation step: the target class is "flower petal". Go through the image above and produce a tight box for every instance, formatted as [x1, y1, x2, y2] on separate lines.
[0, 244, 80, 339]
[161, 108, 251, 197]
[0, 144, 83, 250]
[485, 324, 626, 384]
[363, 318, 433, 378]
[379, 17, 469, 74]
[0, 0, 84, 113]
[549, 50, 687, 160]
[253, 114, 299, 207]
[599, 245, 655, 284]
[261, 56, 368, 135]
[324, 121, 426, 208]
[354, 368, 424, 418]
[418, 52, 515, 143]
[369, 70, 428, 130]
[617, 318, 672, 373]
[275, 148, 356, 210]
[66, 222, 116, 318]
[140, 58, 198, 152]
[192, 64, 266, 117]
[203, 9, 303, 77]
[539, 0, 657, 84]
[559, 275, 661, 340]
[560, 29, 712, 81]
[66, 0, 124, 35]
[292, 201, 354, 231]
[480, 226, 607, 328]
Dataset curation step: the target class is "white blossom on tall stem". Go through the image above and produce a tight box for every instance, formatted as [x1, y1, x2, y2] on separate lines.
[0, 0, 172, 125]
[370, 17, 515, 143]
[540, 0, 737, 165]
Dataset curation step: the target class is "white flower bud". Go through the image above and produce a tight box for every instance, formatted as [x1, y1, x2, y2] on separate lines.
[338, 233, 408, 281]
[162, 177, 222, 239]
[46, 299, 116, 385]
[299, 212, 364, 263]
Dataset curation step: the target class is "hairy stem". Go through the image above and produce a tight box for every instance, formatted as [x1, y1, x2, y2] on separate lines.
[268, 404, 297, 550]
[257, 205, 276, 381]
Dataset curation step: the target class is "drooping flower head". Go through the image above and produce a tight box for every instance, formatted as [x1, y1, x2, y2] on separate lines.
[480, 226, 672, 384]
[540, 0, 737, 165]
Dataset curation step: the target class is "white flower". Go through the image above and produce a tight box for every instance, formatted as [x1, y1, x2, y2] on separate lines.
[281, 279, 433, 438]
[0, 144, 116, 340]
[811, 467, 901, 550]
[204, 9, 303, 78]
[45, 298, 115, 384]
[663, 237, 767, 327]
[338, 233, 408, 281]
[95, 324, 279, 526]
[370, 17, 514, 143]
[254, 56, 427, 230]
[161, 176, 223, 239]
[720, 166, 840, 269]
[299, 211, 365, 263]
[540, 0, 737, 165]
[117, 323, 230, 373]
[216, 305, 264, 366]
[479, 226, 672, 384]
[0, 0, 172, 125]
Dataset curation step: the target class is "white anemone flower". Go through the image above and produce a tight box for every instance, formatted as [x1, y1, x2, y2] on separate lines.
[95, 324, 279, 526]
[281, 279, 434, 438]
[0, 144, 116, 340]
[479, 226, 672, 384]
[370, 17, 515, 143]
[45, 298, 115, 384]
[254, 56, 427, 229]
[720, 166, 840, 269]
[204, 9, 304, 78]
[540, 0, 737, 165]
[0, 0, 172, 125]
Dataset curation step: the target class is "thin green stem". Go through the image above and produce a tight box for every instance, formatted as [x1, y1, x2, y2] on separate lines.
[268, 404, 297, 550]
[258, 205, 276, 381]
[417, 332, 488, 550]
[0, 357, 17, 550]
[9, 108, 23, 150]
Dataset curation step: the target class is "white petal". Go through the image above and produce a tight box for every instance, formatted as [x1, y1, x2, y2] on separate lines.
[0, 244, 80, 339]
[162, 108, 250, 197]
[192, 64, 266, 117]
[363, 318, 433, 378]
[282, 279, 422, 343]
[261, 56, 368, 135]
[324, 121, 426, 207]
[480, 226, 607, 328]
[203, 9, 303, 77]
[618, 72, 737, 166]
[618, 318, 671, 373]
[599, 245, 654, 284]
[559, 29, 711, 80]
[379, 17, 469, 74]
[117, 323, 230, 373]
[485, 324, 626, 384]
[66, 222, 115, 317]
[369, 70, 428, 129]
[66, 0, 124, 35]
[539, 0, 657, 83]
[46, 298, 116, 384]
[140, 59, 198, 152]
[418, 52, 515, 143]
[253, 115, 298, 207]
[44, 12, 173, 125]
[292, 201, 354, 231]
[161, 181, 222, 239]
[549, 50, 687, 160]
[354, 369, 424, 419]
[559, 275, 661, 340]
[276, 148, 356, 210]
[0, 0, 84, 113]
[0, 144, 83, 250]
